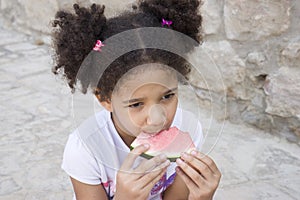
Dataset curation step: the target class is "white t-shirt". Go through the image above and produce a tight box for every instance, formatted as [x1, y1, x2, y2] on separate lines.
[62, 108, 203, 200]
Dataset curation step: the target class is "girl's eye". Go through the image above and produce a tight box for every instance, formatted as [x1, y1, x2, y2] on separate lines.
[162, 93, 175, 100]
[128, 102, 143, 108]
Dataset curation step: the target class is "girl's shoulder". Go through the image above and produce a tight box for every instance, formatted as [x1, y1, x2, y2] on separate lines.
[64, 109, 112, 158]
[74, 109, 111, 140]
[66, 109, 117, 157]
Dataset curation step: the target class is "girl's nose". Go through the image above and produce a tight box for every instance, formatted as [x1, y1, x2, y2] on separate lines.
[146, 104, 166, 126]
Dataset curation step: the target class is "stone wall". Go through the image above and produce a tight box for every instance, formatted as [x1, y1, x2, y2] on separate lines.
[1, 0, 299, 143]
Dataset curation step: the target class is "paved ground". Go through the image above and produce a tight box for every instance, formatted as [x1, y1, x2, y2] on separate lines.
[0, 26, 300, 200]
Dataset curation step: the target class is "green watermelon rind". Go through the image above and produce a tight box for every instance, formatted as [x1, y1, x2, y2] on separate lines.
[129, 146, 179, 162]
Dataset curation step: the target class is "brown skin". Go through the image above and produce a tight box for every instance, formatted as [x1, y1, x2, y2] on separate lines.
[70, 145, 170, 200]
[69, 66, 221, 200]
[52, 2, 217, 199]
[113, 145, 170, 200]
[70, 149, 221, 200]
[175, 152, 221, 200]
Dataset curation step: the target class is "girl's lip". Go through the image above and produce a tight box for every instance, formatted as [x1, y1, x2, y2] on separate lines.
[142, 131, 159, 135]
[142, 128, 166, 136]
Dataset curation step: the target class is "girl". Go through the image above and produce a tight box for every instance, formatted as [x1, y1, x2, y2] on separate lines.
[52, 1, 221, 199]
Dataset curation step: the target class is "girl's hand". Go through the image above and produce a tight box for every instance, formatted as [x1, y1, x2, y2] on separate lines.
[114, 144, 170, 200]
[175, 150, 221, 200]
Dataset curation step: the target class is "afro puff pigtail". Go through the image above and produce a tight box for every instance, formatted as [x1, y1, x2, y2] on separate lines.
[138, 0, 203, 43]
[52, 3, 107, 93]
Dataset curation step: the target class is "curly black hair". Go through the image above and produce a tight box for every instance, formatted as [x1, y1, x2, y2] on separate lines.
[52, 0, 203, 102]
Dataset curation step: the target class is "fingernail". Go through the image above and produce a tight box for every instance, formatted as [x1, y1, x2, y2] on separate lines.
[191, 150, 197, 156]
[176, 158, 184, 165]
[143, 143, 150, 148]
[181, 152, 189, 159]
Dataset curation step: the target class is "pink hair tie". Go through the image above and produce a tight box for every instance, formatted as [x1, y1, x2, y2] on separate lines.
[161, 18, 173, 27]
[93, 40, 105, 52]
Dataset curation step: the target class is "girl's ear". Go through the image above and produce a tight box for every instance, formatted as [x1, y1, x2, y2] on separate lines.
[95, 94, 113, 112]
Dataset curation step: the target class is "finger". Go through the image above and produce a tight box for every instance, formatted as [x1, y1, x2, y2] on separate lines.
[190, 151, 221, 176]
[120, 144, 150, 171]
[142, 162, 169, 191]
[139, 159, 170, 184]
[176, 158, 206, 186]
[134, 154, 168, 173]
[175, 166, 198, 191]
[181, 152, 214, 180]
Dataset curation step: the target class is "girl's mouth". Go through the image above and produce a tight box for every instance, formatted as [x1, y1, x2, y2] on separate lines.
[142, 127, 169, 136]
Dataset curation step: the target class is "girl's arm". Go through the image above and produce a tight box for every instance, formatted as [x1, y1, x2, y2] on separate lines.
[70, 177, 109, 200]
[163, 175, 189, 200]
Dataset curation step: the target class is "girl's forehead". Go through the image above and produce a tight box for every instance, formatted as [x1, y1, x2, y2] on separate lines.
[114, 64, 178, 96]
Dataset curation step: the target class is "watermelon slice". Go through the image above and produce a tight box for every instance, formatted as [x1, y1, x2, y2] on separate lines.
[130, 127, 195, 162]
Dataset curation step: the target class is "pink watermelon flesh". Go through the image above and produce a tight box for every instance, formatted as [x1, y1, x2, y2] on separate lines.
[130, 127, 195, 162]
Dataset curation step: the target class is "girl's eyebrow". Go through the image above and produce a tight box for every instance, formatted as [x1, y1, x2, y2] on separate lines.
[122, 87, 178, 104]
[122, 97, 145, 104]
[164, 87, 178, 94]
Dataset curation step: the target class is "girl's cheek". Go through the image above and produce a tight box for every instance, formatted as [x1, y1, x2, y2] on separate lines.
[128, 110, 145, 127]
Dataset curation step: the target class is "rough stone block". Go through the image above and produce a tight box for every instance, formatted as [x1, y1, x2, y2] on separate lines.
[280, 37, 300, 68]
[246, 51, 267, 67]
[200, 0, 222, 35]
[224, 0, 290, 40]
[264, 67, 300, 118]
[189, 40, 246, 95]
